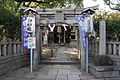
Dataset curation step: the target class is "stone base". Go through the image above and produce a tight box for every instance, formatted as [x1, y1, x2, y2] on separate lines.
[89, 64, 120, 80]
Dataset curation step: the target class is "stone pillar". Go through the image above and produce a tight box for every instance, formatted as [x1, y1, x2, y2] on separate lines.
[99, 20, 106, 55]
[77, 29, 80, 59]
[88, 43, 91, 53]
[13, 44, 17, 54]
[33, 26, 40, 71]
[17, 44, 21, 53]
[75, 30, 77, 40]
[33, 15, 40, 71]
[8, 39, 12, 55]
[21, 47, 24, 54]
[39, 29, 42, 60]
[64, 31, 65, 44]
[43, 27, 48, 45]
[95, 43, 98, 53]
[59, 33, 60, 44]
[80, 35, 85, 71]
[3, 45, 7, 56]
[108, 44, 112, 55]
[119, 44, 120, 55]
[0, 46, 1, 56]
[92, 43, 94, 53]
[113, 44, 117, 55]
[24, 48, 26, 53]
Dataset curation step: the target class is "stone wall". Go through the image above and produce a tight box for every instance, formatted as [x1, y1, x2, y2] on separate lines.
[109, 55, 120, 66]
[89, 41, 120, 65]
[0, 54, 30, 76]
[0, 41, 30, 76]
[88, 53, 120, 80]
[88, 41, 120, 80]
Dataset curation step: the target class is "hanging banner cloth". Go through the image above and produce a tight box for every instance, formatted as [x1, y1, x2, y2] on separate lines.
[21, 16, 28, 47]
[76, 16, 86, 48]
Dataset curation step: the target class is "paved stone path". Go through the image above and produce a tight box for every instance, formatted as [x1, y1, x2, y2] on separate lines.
[54, 47, 70, 61]
[0, 64, 81, 80]
[0, 46, 97, 80]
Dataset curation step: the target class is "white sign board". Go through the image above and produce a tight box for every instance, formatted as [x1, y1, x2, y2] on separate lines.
[84, 16, 93, 33]
[28, 37, 36, 49]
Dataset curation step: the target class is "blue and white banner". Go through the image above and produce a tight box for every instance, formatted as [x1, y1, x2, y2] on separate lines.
[76, 16, 86, 48]
[21, 16, 28, 47]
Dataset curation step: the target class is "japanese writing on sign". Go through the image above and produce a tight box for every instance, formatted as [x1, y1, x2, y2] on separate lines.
[76, 16, 86, 48]
[28, 37, 36, 49]
[21, 16, 29, 47]
[21, 15, 35, 48]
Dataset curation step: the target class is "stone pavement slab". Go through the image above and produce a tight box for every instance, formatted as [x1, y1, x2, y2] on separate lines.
[56, 75, 67, 80]
[68, 74, 80, 80]
[58, 69, 71, 75]
[0, 64, 82, 80]
[80, 72, 100, 80]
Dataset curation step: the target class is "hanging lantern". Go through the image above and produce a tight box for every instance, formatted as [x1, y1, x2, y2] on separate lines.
[57, 26, 62, 33]
[72, 26, 76, 32]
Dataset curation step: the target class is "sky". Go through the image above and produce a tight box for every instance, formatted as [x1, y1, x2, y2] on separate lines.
[83, 0, 112, 11]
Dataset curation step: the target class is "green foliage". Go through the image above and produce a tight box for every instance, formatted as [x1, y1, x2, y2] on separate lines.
[16, 0, 83, 8]
[93, 10, 120, 41]
[0, 0, 21, 41]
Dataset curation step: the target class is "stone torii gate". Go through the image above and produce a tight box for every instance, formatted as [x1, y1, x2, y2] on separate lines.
[21, 5, 98, 71]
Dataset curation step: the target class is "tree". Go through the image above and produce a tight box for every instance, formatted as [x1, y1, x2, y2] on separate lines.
[103, 0, 120, 11]
[15, 0, 83, 8]
[0, 0, 21, 41]
[106, 12, 120, 41]
[93, 10, 120, 41]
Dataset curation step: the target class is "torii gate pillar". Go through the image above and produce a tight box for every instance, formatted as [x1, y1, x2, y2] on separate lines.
[33, 14, 40, 71]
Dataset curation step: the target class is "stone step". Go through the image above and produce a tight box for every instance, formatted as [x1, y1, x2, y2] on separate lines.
[40, 60, 80, 64]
